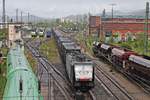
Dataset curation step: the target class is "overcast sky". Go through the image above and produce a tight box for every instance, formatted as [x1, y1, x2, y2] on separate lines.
[0, 0, 149, 18]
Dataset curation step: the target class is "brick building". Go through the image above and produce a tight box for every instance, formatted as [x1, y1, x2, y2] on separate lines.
[89, 16, 101, 37]
[100, 18, 150, 41]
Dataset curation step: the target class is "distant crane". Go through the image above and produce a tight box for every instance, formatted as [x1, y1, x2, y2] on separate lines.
[110, 3, 116, 21]
[102, 9, 106, 18]
[110, 3, 116, 43]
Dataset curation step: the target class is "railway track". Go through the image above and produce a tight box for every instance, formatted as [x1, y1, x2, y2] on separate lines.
[111, 61, 150, 94]
[95, 52, 150, 94]
[39, 57, 72, 100]
[25, 41, 73, 100]
[55, 29, 150, 99]
[94, 62, 134, 100]
[123, 72, 150, 94]
[24, 38, 95, 100]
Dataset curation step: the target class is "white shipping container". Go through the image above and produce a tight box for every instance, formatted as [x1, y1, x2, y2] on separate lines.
[101, 44, 110, 50]
[112, 48, 125, 56]
[129, 55, 150, 68]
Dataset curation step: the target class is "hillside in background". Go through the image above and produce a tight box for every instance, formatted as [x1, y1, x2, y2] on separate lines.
[62, 9, 147, 22]
[0, 15, 47, 23]
[0, 9, 147, 23]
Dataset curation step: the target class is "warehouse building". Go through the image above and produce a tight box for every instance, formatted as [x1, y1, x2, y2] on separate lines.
[101, 18, 150, 41]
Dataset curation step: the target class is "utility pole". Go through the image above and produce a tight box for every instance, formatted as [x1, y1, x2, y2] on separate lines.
[33, 16, 35, 25]
[16, 9, 18, 23]
[2, 0, 6, 28]
[144, 2, 149, 54]
[21, 11, 23, 23]
[88, 12, 91, 35]
[5, 15, 9, 29]
[28, 12, 30, 24]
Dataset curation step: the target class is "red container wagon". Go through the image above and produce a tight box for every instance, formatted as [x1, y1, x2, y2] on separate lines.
[111, 48, 136, 69]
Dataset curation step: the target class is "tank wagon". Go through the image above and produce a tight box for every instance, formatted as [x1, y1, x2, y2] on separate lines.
[53, 30, 94, 92]
[3, 45, 43, 100]
[92, 42, 150, 82]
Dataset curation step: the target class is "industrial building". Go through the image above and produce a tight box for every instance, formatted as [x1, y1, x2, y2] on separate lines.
[89, 16, 150, 41]
[101, 18, 150, 40]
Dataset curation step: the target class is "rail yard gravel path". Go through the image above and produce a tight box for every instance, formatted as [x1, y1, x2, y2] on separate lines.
[94, 58, 150, 100]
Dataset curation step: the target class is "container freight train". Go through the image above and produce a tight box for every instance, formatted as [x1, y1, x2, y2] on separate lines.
[3, 45, 43, 100]
[93, 42, 150, 82]
[53, 30, 94, 92]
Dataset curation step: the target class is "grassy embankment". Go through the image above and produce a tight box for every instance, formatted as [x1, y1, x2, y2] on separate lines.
[24, 37, 49, 73]
[39, 38, 60, 63]
[76, 32, 150, 56]
[25, 47, 37, 73]
[24, 38, 40, 73]
[112, 40, 150, 56]
[0, 47, 8, 100]
[0, 29, 8, 100]
[105, 33, 150, 56]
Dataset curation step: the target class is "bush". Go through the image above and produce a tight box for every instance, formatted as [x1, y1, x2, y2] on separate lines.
[0, 29, 7, 40]
[120, 43, 132, 50]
